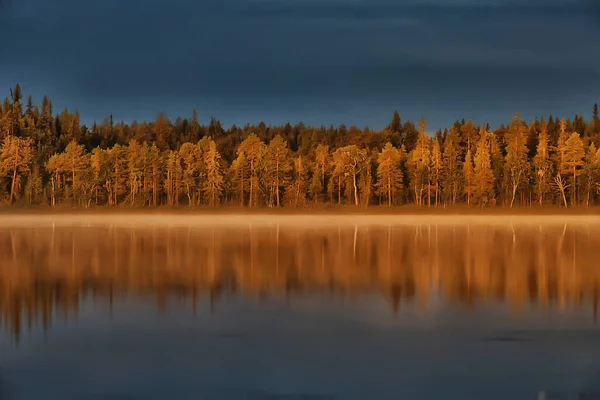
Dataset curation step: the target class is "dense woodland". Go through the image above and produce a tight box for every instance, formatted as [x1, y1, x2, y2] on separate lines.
[1, 84, 600, 208]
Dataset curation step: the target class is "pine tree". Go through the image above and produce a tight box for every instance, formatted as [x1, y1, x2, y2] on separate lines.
[430, 139, 443, 206]
[388, 110, 401, 134]
[0, 136, 33, 205]
[472, 130, 495, 207]
[408, 118, 430, 206]
[504, 113, 530, 207]
[230, 152, 248, 206]
[264, 135, 290, 207]
[309, 144, 329, 202]
[376, 142, 403, 206]
[148, 144, 162, 206]
[359, 155, 373, 208]
[46, 152, 67, 205]
[10, 83, 23, 137]
[460, 120, 478, 153]
[236, 133, 265, 207]
[126, 140, 146, 206]
[204, 139, 224, 207]
[488, 132, 504, 204]
[332, 145, 367, 206]
[442, 130, 462, 205]
[164, 150, 182, 206]
[179, 142, 200, 206]
[582, 143, 600, 207]
[463, 148, 474, 205]
[185, 109, 201, 142]
[24, 95, 35, 131]
[533, 119, 553, 206]
[24, 165, 43, 205]
[285, 156, 309, 207]
[561, 132, 585, 206]
[153, 112, 172, 151]
[62, 141, 89, 205]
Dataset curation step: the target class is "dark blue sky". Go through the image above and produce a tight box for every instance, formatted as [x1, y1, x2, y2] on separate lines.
[1, 0, 598, 131]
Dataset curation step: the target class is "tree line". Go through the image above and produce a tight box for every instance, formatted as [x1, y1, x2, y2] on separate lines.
[1, 83, 600, 208]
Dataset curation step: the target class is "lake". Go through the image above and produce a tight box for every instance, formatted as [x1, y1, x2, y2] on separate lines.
[1, 215, 600, 400]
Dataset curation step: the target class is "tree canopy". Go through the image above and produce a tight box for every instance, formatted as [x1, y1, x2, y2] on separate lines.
[0, 84, 599, 208]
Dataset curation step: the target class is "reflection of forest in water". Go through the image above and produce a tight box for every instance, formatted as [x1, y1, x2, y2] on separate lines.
[1, 223, 600, 341]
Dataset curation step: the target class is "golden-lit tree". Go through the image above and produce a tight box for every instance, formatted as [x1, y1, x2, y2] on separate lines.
[442, 129, 462, 205]
[408, 118, 430, 206]
[236, 133, 266, 207]
[62, 141, 89, 204]
[284, 156, 309, 207]
[230, 152, 248, 206]
[153, 112, 172, 151]
[533, 120, 553, 206]
[463, 148, 474, 206]
[178, 142, 200, 206]
[504, 113, 530, 207]
[164, 150, 182, 206]
[582, 143, 600, 207]
[332, 145, 368, 206]
[309, 144, 329, 202]
[1, 135, 33, 205]
[430, 138, 443, 206]
[376, 142, 403, 206]
[472, 129, 495, 207]
[203, 139, 224, 207]
[561, 132, 585, 206]
[264, 135, 290, 207]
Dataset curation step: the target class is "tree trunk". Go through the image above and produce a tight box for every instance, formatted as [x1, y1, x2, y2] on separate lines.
[573, 167, 577, 206]
[72, 157, 76, 204]
[240, 169, 244, 207]
[586, 184, 591, 208]
[415, 186, 419, 206]
[510, 184, 517, 208]
[275, 157, 280, 207]
[212, 183, 216, 208]
[9, 146, 19, 206]
[114, 159, 119, 206]
[51, 175, 56, 206]
[353, 172, 359, 206]
[153, 161, 158, 207]
[556, 174, 568, 207]
[427, 184, 431, 207]
[186, 183, 192, 207]
[249, 159, 254, 207]
[387, 171, 391, 207]
[321, 159, 325, 193]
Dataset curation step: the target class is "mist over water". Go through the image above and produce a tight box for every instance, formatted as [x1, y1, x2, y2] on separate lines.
[1, 220, 600, 399]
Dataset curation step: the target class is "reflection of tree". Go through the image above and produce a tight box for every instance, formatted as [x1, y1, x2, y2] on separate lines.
[1, 224, 600, 342]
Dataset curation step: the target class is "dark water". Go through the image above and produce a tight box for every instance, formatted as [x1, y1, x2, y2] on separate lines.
[1, 222, 600, 400]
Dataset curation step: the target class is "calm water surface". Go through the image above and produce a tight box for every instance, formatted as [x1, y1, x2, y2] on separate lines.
[1, 220, 600, 399]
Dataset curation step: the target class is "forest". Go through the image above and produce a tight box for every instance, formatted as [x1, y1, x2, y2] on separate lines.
[1, 83, 599, 208]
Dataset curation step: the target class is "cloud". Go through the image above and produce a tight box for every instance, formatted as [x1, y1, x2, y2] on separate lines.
[227, 0, 592, 20]
[0, 0, 598, 129]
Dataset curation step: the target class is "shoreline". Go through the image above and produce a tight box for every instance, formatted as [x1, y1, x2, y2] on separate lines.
[0, 213, 599, 228]
[1, 204, 600, 216]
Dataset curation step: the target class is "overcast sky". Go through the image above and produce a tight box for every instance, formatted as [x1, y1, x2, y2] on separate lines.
[0, 0, 598, 130]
